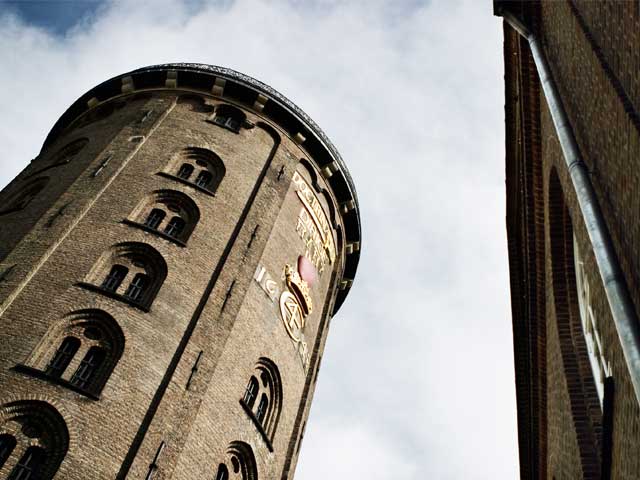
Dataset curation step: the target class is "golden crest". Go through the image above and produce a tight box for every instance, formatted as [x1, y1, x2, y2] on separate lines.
[279, 291, 304, 342]
[284, 264, 313, 316]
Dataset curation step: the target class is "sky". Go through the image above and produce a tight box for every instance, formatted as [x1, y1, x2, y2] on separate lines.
[0, 0, 518, 478]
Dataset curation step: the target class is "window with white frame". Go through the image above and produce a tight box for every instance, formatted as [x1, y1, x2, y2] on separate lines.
[573, 234, 611, 406]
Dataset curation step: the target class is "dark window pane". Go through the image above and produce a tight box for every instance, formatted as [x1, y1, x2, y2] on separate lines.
[143, 208, 166, 229]
[124, 273, 149, 302]
[102, 264, 128, 292]
[195, 171, 212, 188]
[243, 376, 259, 409]
[177, 163, 194, 180]
[256, 393, 269, 423]
[215, 464, 229, 480]
[0, 434, 16, 470]
[70, 347, 106, 390]
[164, 217, 185, 238]
[225, 118, 240, 131]
[45, 336, 81, 378]
[8, 446, 46, 480]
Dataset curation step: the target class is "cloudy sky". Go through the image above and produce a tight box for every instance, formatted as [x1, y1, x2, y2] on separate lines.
[0, 0, 517, 478]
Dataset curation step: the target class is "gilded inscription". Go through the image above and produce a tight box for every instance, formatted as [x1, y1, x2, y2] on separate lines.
[292, 171, 336, 274]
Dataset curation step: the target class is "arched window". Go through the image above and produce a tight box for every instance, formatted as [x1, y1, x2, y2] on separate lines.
[177, 163, 194, 180]
[0, 434, 16, 469]
[83, 242, 167, 310]
[0, 401, 69, 480]
[126, 190, 200, 245]
[162, 148, 225, 195]
[255, 395, 268, 424]
[214, 442, 257, 480]
[195, 170, 212, 188]
[24, 309, 125, 397]
[144, 208, 166, 230]
[210, 104, 246, 133]
[243, 376, 259, 409]
[0, 177, 50, 216]
[70, 346, 106, 390]
[45, 337, 81, 378]
[102, 265, 128, 292]
[124, 273, 149, 302]
[8, 446, 47, 480]
[240, 358, 283, 444]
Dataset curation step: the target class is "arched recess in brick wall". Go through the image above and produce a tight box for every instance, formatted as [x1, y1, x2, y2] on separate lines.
[30, 137, 89, 177]
[241, 358, 283, 444]
[548, 168, 603, 479]
[127, 189, 201, 245]
[0, 177, 50, 217]
[82, 242, 168, 311]
[221, 441, 258, 480]
[71, 98, 128, 130]
[209, 104, 247, 134]
[163, 147, 226, 195]
[0, 400, 69, 479]
[25, 309, 125, 397]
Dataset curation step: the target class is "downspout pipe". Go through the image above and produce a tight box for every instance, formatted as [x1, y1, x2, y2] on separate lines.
[496, 5, 640, 407]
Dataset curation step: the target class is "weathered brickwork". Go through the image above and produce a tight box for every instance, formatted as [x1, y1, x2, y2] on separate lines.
[0, 65, 361, 479]
[501, 1, 640, 479]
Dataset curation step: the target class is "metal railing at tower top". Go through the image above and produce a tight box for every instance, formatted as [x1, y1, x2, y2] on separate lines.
[495, 3, 640, 408]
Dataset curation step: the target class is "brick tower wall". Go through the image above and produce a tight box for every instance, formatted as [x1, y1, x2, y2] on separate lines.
[0, 65, 360, 480]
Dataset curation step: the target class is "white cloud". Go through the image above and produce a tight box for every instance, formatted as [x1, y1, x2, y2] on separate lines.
[0, 1, 518, 478]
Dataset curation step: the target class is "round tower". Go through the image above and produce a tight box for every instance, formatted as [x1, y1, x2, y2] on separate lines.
[0, 64, 360, 479]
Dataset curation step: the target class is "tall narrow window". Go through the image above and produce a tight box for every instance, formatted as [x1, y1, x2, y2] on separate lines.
[45, 337, 81, 378]
[243, 376, 259, 409]
[195, 171, 212, 188]
[143, 208, 166, 230]
[0, 434, 16, 470]
[256, 394, 269, 424]
[70, 347, 106, 390]
[124, 273, 149, 302]
[8, 446, 47, 480]
[164, 217, 185, 238]
[177, 163, 194, 180]
[102, 265, 128, 292]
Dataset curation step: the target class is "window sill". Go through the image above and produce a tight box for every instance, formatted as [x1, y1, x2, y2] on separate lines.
[156, 172, 216, 197]
[14, 364, 101, 400]
[75, 282, 151, 312]
[239, 400, 274, 452]
[121, 220, 187, 247]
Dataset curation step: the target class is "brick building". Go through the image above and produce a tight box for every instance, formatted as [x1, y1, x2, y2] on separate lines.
[495, 2, 640, 479]
[0, 64, 360, 479]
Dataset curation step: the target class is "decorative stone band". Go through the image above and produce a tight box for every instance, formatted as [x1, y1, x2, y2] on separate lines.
[40, 63, 361, 314]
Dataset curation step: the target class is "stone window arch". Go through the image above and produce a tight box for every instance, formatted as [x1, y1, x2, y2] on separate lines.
[209, 104, 246, 134]
[126, 190, 200, 245]
[548, 168, 603, 474]
[0, 177, 50, 216]
[0, 401, 69, 479]
[22, 309, 125, 398]
[31, 138, 89, 176]
[214, 441, 257, 480]
[240, 358, 282, 446]
[81, 242, 168, 311]
[162, 147, 225, 195]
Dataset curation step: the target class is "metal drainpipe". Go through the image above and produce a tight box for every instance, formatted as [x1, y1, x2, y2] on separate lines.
[496, 7, 640, 407]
